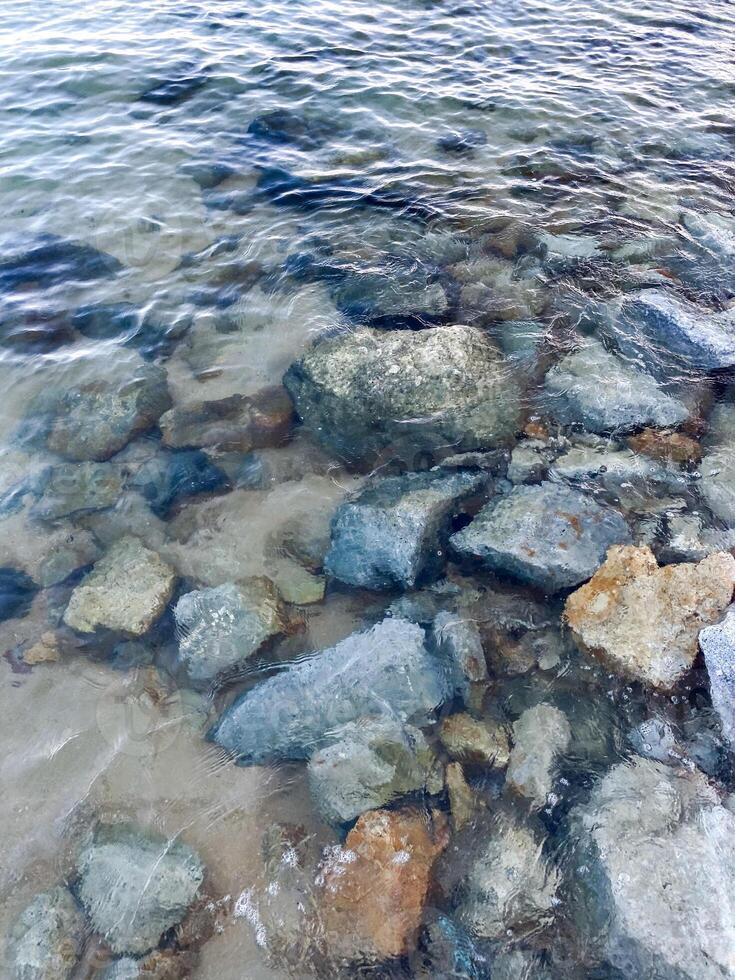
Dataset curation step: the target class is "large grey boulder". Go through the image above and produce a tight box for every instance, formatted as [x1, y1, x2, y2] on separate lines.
[614, 289, 735, 377]
[456, 813, 559, 941]
[174, 579, 284, 684]
[63, 536, 176, 636]
[506, 704, 571, 808]
[307, 717, 438, 825]
[572, 758, 735, 979]
[8, 886, 86, 980]
[325, 470, 485, 590]
[283, 325, 523, 462]
[699, 605, 735, 750]
[542, 340, 688, 434]
[450, 483, 631, 593]
[44, 365, 171, 461]
[210, 617, 451, 764]
[76, 824, 204, 956]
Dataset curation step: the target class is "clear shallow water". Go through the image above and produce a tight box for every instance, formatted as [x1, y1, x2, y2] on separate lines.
[1, 0, 735, 977]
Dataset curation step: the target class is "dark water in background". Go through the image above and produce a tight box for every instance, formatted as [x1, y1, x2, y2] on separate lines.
[1, 0, 735, 977]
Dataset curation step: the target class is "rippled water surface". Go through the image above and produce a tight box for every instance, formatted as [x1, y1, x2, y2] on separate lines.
[1, 1, 735, 977]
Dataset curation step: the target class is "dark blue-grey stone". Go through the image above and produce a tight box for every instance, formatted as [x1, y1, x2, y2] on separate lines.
[210, 617, 451, 764]
[0, 235, 121, 291]
[247, 108, 333, 150]
[325, 470, 486, 590]
[131, 448, 230, 518]
[699, 606, 735, 750]
[450, 482, 631, 592]
[437, 129, 488, 155]
[614, 289, 735, 377]
[0, 567, 38, 622]
[138, 66, 209, 106]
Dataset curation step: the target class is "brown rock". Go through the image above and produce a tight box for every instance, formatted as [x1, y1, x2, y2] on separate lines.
[627, 428, 702, 465]
[160, 386, 294, 452]
[318, 808, 449, 961]
[439, 713, 511, 769]
[446, 762, 478, 830]
[22, 631, 61, 665]
[564, 545, 735, 688]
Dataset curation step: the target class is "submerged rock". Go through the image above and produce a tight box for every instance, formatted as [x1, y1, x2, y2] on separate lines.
[76, 824, 203, 955]
[573, 758, 735, 979]
[210, 617, 451, 764]
[63, 536, 176, 636]
[564, 545, 735, 688]
[174, 579, 284, 684]
[431, 609, 489, 698]
[284, 325, 523, 463]
[44, 366, 171, 462]
[8, 886, 86, 980]
[130, 448, 230, 518]
[505, 704, 571, 808]
[307, 717, 438, 825]
[0, 567, 38, 623]
[439, 712, 510, 769]
[627, 427, 702, 465]
[455, 813, 559, 942]
[542, 340, 688, 433]
[159, 386, 294, 453]
[325, 469, 485, 590]
[31, 462, 123, 521]
[450, 482, 631, 593]
[700, 448, 735, 526]
[138, 65, 208, 106]
[614, 288, 735, 376]
[699, 606, 735, 749]
[550, 444, 686, 503]
[657, 512, 735, 564]
[0, 235, 121, 291]
[318, 808, 449, 961]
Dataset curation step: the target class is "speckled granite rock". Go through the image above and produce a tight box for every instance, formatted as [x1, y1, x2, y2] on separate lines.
[565, 545, 735, 688]
[284, 325, 523, 462]
[63, 536, 176, 636]
[451, 482, 631, 593]
[76, 824, 203, 956]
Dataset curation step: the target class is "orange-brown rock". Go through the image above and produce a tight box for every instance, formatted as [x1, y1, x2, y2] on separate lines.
[318, 808, 449, 961]
[564, 545, 735, 689]
[627, 428, 702, 465]
[159, 385, 294, 453]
